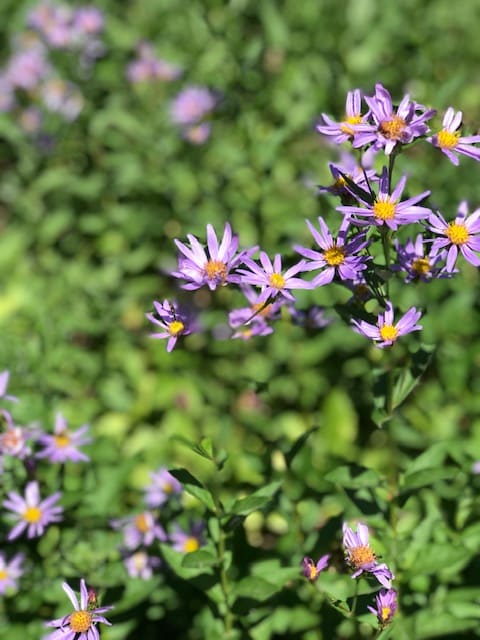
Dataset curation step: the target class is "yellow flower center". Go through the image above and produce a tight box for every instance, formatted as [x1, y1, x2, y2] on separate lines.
[379, 324, 399, 343]
[373, 200, 396, 221]
[23, 506, 42, 523]
[349, 545, 376, 568]
[307, 564, 318, 580]
[168, 320, 185, 336]
[133, 551, 147, 571]
[54, 433, 70, 448]
[381, 606, 391, 622]
[437, 129, 460, 149]
[446, 222, 469, 245]
[379, 115, 406, 140]
[324, 245, 345, 266]
[163, 482, 174, 494]
[70, 610, 93, 633]
[269, 273, 286, 289]
[340, 115, 363, 135]
[412, 257, 431, 275]
[135, 513, 150, 533]
[204, 260, 227, 282]
[183, 537, 200, 553]
[0, 569, 8, 580]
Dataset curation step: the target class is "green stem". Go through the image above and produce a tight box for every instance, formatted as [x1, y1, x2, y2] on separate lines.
[214, 497, 234, 635]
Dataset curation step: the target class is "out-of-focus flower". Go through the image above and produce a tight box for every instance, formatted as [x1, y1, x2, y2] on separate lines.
[36, 412, 91, 463]
[127, 42, 181, 83]
[231, 318, 274, 340]
[318, 152, 378, 205]
[351, 302, 422, 348]
[3, 481, 63, 540]
[342, 522, 394, 588]
[367, 588, 398, 626]
[171, 522, 205, 553]
[0, 370, 18, 403]
[112, 511, 166, 550]
[18, 106, 43, 134]
[170, 86, 216, 126]
[0, 420, 33, 459]
[302, 555, 330, 581]
[0, 552, 25, 594]
[124, 550, 161, 579]
[6, 47, 50, 91]
[73, 7, 104, 36]
[146, 300, 195, 352]
[228, 284, 284, 339]
[144, 467, 182, 507]
[41, 78, 84, 120]
[28, 2, 75, 49]
[288, 305, 332, 329]
[182, 122, 211, 145]
[44, 579, 113, 640]
[428, 201, 480, 271]
[237, 253, 310, 303]
[394, 233, 450, 282]
[317, 89, 368, 144]
[427, 107, 480, 165]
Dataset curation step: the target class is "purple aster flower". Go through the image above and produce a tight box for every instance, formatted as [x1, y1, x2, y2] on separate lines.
[0, 420, 33, 459]
[171, 522, 205, 553]
[0, 552, 25, 594]
[317, 89, 369, 143]
[353, 83, 436, 154]
[127, 42, 182, 83]
[338, 167, 432, 230]
[172, 222, 255, 291]
[427, 107, 480, 165]
[182, 122, 212, 145]
[294, 216, 369, 287]
[44, 579, 113, 640]
[428, 201, 480, 271]
[318, 152, 378, 204]
[170, 86, 216, 126]
[394, 233, 450, 282]
[124, 550, 161, 579]
[288, 305, 332, 329]
[73, 7, 104, 36]
[144, 467, 182, 508]
[237, 252, 311, 303]
[41, 79, 84, 121]
[343, 522, 394, 588]
[302, 555, 330, 581]
[231, 318, 274, 340]
[352, 301, 422, 348]
[367, 588, 398, 627]
[146, 299, 194, 352]
[112, 511, 166, 550]
[37, 412, 91, 463]
[3, 481, 63, 540]
[6, 47, 50, 91]
[228, 284, 284, 337]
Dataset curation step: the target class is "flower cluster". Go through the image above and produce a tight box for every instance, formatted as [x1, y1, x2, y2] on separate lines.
[148, 83, 480, 352]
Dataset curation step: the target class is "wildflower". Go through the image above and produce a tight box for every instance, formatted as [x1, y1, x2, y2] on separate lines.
[338, 167, 432, 230]
[294, 217, 369, 287]
[37, 412, 91, 463]
[368, 589, 398, 627]
[288, 305, 332, 329]
[237, 253, 311, 303]
[427, 107, 480, 165]
[342, 522, 394, 588]
[146, 300, 194, 352]
[0, 552, 24, 594]
[45, 578, 113, 640]
[394, 233, 450, 282]
[0, 370, 18, 403]
[144, 467, 182, 508]
[302, 555, 330, 581]
[353, 83, 435, 154]
[73, 7, 104, 36]
[126, 42, 181, 83]
[172, 222, 255, 291]
[171, 522, 205, 553]
[183, 122, 212, 145]
[228, 284, 284, 338]
[318, 152, 378, 205]
[170, 86, 216, 126]
[112, 511, 166, 550]
[41, 79, 84, 121]
[231, 318, 274, 340]
[124, 551, 161, 579]
[3, 480, 63, 540]
[351, 302, 422, 348]
[317, 89, 368, 144]
[0, 420, 33, 459]
[428, 201, 480, 271]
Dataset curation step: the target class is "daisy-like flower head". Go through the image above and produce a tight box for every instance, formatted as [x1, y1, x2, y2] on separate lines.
[317, 89, 369, 144]
[0, 417, 32, 459]
[338, 167, 432, 231]
[351, 301, 422, 348]
[144, 467, 182, 508]
[228, 284, 285, 338]
[171, 522, 205, 553]
[124, 550, 161, 580]
[112, 511, 167, 550]
[294, 216, 369, 287]
[367, 588, 398, 627]
[0, 370, 18, 403]
[318, 153, 378, 205]
[428, 201, 480, 272]
[0, 552, 25, 594]
[172, 223, 255, 291]
[302, 554, 330, 581]
[3, 480, 63, 540]
[45, 579, 113, 640]
[237, 252, 311, 303]
[353, 83, 436, 155]
[231, 318, 274, 340]
[170, 86, 216, 126]
[427, 107, 480, 165]
[342, 522, 394, 588]
[37, 412, 91, 463]
[394, 233, 450, 283]
[146, 299, 194, 352]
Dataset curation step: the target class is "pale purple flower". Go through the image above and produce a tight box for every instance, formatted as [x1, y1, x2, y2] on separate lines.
[124, 550, 161, 579]
[352, 302, 422, 348]
[289, 305, 332, 329]
[0, 552, 25, 594]
[0, 421, 32, 459]
[172, 222, 255, 291]
[112, 511, 166, 550]
[170, 86, 216, 126]
[228, 284, 284, 337]
[182, 122, 212, 145]
[171, 522, 205, 553]
[353, 83, 435, 154]
[44, 579, 113, 640]
[368, 589, 398, 626]
[144, 467, 182, 507]
[338, 167, 432, 230]
[237, 253, 310, 303]
[318, 152, 378, 203]
[342, 522, 394, 588]
[472, 461, 480, 474]
[37, 412, 91, 463]
[73, 7, 104, 36]
[302, 555, 330, 581]
[146, 299, 194, 352]
[18, 106, 43, 134]
[3, 481, 63, 540]
[127, 42, 182, 83]
[28, 3, 75, 49]
[0, 370, 18, 403]
[294, 216, 369, 287]
[428, 201, 480, 271]
[0, 76, 15, 112]
[427, 107, 480, 165]
[41, 79, 84, 121]
[317, 89, 368, 143]
[6, 48, 50, 90]
[394, 233, 449, 282]
[231, 318, 274, 340]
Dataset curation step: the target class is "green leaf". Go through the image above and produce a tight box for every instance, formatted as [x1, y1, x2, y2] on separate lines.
[324, 464, 383, 489]
[234, 576, 282, 602]
[285, 426, 319, 467]
[401, 466, 458, 491]
[228, 481, 281, 516]
[181, 548, 218, 570]
[170, 436, 214, 462]
[168, 468, 216, 511]
[392, 344, 435, 409]
[410, 544, 472, 575]
[160, 544, 214, 580]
